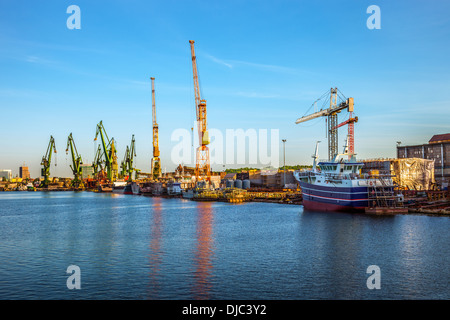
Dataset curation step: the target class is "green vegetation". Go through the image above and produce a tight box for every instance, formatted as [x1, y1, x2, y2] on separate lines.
[224, 165, 312, 173]
[224, 167, 259, 173]
[283, 165, 312, 170]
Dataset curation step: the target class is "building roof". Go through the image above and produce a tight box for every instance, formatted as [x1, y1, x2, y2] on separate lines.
[224, 173, 236, 179]
[429, 133, 450, 144]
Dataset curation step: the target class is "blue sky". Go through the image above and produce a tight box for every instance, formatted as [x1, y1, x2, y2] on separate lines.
[0, 0, 449, 177]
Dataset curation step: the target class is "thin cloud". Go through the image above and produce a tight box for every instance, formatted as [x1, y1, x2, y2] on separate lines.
[125, 79, 149, 86]
[230, 60, 298, 74]
[202, 52, 316, 76]
[235, 91, 279, 99]
[1, 37, 107, 55]
[24, 55, 58, 65]
[0, 88, 51, 98]
[203, 53, 233, 68]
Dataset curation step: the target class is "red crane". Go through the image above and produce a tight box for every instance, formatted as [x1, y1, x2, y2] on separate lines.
[331, 98, 357, 159]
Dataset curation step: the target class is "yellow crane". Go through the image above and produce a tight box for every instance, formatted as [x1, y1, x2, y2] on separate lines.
[189, 40, 210, 184]
[150, 77, 161, 180]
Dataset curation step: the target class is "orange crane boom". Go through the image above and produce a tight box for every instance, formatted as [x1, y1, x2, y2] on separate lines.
[189, 40, 210, 183]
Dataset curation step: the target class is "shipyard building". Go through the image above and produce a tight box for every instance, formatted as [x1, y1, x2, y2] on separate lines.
[361, 158, 435, 191]
[81, 164, 94, 179]
[396, 133, 450, 189]
[19, 165, 30, 179]
[0, 170, 12, 181]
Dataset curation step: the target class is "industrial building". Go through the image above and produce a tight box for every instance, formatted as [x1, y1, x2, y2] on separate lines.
[0, 170, 12, 181]
[81, 164, 94, 179]
[397, 133, 450, 188]
[361, 158, 435, 190]
[19, 165, 30, 179]
[248, 169, 297, 188]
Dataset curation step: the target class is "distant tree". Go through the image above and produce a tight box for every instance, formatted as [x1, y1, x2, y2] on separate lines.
[225, 167, 259, 173]
[283, 165, 312, 170]
[224, 165, 312, 173]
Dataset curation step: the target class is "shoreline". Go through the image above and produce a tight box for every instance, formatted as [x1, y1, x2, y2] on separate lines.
[2, 189, 449, 215]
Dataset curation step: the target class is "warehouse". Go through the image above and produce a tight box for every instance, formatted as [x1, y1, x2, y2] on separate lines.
[397, 133, 450, 189]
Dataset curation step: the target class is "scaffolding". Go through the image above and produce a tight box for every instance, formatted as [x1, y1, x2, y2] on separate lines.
[366, 175, 407, 214]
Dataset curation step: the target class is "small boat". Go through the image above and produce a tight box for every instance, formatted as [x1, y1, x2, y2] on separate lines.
[167, 181, 182, 196]
[182, 189, 195, 199]
[140, 182, 162, 196]
[98, 184, 112, 192]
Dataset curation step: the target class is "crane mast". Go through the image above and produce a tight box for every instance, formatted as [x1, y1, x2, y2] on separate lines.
[331, 98, 358, 159]
[150, 77, 161, 180]
[66, 133, 84, 188]
[40, 135, 57, 188]
[94, 121, 118, 182]
[92, 145, 104, 176]
[120, 146, 130, 179]
[189, 40, 210, 183]
[295, 88, 355, 161]
[120, 135, 136, 181]
[328, 88, 339, 161]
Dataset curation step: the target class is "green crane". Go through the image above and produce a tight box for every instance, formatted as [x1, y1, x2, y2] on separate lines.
[94, 121, 118, 182]
[120, 135, 137, 181]
[92, 144, 104, 177]
[120, 146, 130, 179]
[40, 135, 57, 188]
[65, 133, 84, 189]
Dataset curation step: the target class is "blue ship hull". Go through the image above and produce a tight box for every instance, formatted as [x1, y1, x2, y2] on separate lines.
[300, 181, 370, 212]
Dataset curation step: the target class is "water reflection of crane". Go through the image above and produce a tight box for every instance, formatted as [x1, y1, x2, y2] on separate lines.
[148, 197, 163, 297]
[193, 202, 214, 299]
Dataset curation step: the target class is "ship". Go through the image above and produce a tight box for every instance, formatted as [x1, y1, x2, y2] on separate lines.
[294, 141, 402, 212]
[182, 189, 195, 199]
[112, 181, 127, 193]
[111, 181, 140, 195]
[167, 181, 182, 196]
[140, 182, 163, 196]
[131, 182, 140, 195]
[98, 183, 112, 192]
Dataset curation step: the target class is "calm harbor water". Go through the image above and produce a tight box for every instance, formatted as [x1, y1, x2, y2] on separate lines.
[0, 191, 448, 300]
